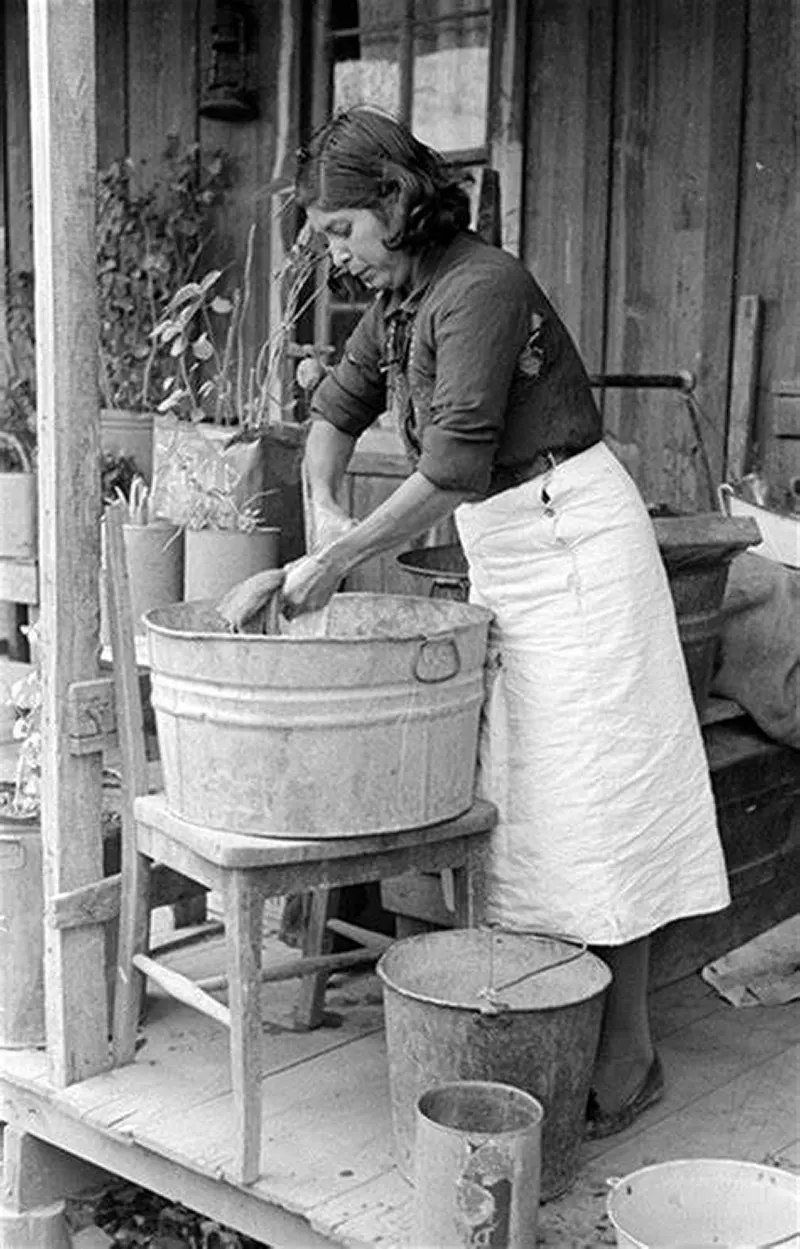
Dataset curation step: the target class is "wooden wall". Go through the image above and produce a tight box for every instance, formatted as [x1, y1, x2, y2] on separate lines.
[522, 0, 799, 511]
[3, 0, 798, 512]
[2, 0, 301, 388]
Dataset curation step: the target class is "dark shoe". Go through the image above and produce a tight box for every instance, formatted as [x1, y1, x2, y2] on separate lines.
[585, 1051, 664, 1140]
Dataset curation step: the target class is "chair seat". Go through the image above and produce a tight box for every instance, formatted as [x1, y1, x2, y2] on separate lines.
[134, 792, 497, 870]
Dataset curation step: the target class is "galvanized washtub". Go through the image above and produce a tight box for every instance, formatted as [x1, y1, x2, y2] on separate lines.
[397, 513, 761, 716]
[145, 593, 492, 838]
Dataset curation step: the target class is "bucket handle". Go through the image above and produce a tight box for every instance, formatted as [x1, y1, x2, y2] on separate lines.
[478, 928, 589, 1015]
[0, 430, 33, 474]
[413, 634, 461, 684]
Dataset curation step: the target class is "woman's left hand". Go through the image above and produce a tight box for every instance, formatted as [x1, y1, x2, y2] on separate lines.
[281, 550, 346, 617]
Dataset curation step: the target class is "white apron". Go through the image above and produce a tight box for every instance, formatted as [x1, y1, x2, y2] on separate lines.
[455, 441, 730, 945]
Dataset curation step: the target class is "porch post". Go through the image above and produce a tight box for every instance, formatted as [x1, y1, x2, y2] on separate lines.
[28, 0, 109, 1082]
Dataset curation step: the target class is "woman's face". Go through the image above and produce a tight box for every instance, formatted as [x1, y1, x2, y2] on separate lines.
[306, 205, 411, 291]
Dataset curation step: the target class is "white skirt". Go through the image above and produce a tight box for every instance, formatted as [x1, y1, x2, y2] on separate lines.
[455, 441, 730, 945]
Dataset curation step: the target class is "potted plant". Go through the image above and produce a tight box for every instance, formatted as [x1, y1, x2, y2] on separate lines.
[148, 222, 323, 596]
[0, 651, 45, 1047]
[100, 479, 185, 649]
[96, 137, 231, 482]
[0, 269, 37, 561]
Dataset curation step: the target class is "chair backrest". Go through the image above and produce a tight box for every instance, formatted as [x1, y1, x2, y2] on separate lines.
[103, 502, 150, 804]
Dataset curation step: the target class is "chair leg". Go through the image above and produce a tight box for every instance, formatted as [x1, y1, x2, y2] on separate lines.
[222, 871, 265, 1186]
[292, 887, 342, 1032]
[112, 847, 152, 1065]
[453, 838, 489, 927]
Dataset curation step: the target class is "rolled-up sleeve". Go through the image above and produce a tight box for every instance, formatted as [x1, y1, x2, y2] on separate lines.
[310, 299, 387, 439]
[418, 268, 533, 494]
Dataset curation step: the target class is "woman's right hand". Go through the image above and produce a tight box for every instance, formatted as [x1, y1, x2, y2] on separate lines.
[217, 568, 286, 632]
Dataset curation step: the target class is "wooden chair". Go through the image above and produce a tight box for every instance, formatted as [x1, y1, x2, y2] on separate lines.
[104, 506, 495, 1185]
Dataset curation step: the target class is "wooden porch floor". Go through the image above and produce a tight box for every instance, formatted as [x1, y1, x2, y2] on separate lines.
[1, 910, 798, 1248]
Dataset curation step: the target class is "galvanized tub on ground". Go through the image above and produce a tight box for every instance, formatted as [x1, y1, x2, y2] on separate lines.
[145, 593, 492, 838]
[377, 928, 611, 1201]
[606, 1158, 800, 1249]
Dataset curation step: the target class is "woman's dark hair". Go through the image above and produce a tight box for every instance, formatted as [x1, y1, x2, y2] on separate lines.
[296, 108, 471, 253]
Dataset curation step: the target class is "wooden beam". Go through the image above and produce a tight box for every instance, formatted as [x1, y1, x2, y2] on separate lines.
[1, 1125, 110, 1211]
[725, 294, 764, 481]
[47, 875, 121, 931]
[132, 954, 232, 1029]
[28, 0, 108, 1083]
[488, 0, 528, 258]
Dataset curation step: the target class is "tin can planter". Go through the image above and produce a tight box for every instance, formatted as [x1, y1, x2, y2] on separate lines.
[0, 782, 44, 1048]
[183, 525, 280, 601]
[101, 517, 184, 643]
[0, 431, 37, 560]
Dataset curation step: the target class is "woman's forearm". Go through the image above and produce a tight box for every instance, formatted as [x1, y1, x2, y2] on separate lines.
[326, 472, 470, 578]
[303, 420, 357, 507]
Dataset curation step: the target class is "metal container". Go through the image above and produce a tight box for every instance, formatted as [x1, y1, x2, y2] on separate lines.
[183, 525, 280, 601]
[607, 1158, 800, 1249]
[413, 1080, 544, 1248]
[377, 928, 611, 1201]
[0, 787, 45, 1048]
[397, 513, 760, 716]
[145, 593, 492, 838]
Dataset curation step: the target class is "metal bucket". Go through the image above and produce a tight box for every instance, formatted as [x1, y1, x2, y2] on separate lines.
[0, 791, 45, 1048]
[413, 1080, 544, 1248]
[398, 513, 760, 716]
[376, 928, 611, 1201]
[183, 525, 281, 600]
[607, 1159, 800, 1248]
[101, 519, 184, 644]
[145, 593, 492, 837]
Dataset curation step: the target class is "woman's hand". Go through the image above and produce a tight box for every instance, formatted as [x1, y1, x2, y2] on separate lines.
[281, 550, 346, 617]
[217, 568, 286, 632]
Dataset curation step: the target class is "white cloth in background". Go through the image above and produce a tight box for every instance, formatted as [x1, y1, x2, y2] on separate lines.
[456, 441, 730, 945]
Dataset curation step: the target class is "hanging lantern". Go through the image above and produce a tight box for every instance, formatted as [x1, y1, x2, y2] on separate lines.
[199, 1, 258, 123]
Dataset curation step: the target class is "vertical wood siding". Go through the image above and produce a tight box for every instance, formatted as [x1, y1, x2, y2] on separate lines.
[601, 0, 746, 509]
[735, 0, 800, 496]
[522, 0, 615, 371]
[2, 0, 798, 504]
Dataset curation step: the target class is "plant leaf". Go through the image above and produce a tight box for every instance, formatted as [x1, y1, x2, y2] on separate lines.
[192, 334, 214, 361]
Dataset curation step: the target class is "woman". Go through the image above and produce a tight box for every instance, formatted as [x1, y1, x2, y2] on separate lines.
[220, 108, 730, 1136]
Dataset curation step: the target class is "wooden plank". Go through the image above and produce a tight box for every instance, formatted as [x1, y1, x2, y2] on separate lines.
[221, 871, 265, 1184]
[487, 0, 528, 256]
[47, 875, 121, 931]
[522, 0, 614, 365]
[4, 0, 33, 275]
[0, 559, 38, 604]
[104, 504, 155, 1066]
[603, 0, 747, 507]
[0, 1082, 335, 1249]
[127, 0, 198, 182]
[94, 0, 128, 167]
[725, 294, 764, 480]
[589, 1043, 800, 1172]
[198, 0, 277, 422]
[133, 953, 231, 1029]
[292, 887, 342, 1031]
[196, 944, 381, 994]
[29, 0, 109, 1084]
[134, 792, 497, 870]
[735, 2, 800, 496]
[1, 1126, 110, 1210]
